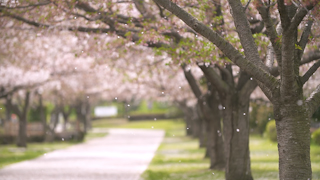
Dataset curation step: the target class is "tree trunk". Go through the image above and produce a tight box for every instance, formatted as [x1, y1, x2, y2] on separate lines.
[38, 94, 47, 138]
[75, 101, 90, 135]
[191, 105, 201, 138]
[45, 106, 59, 142]
[75, 104, 84, 131]
[62, 106, 71, 132]
[185, 112, 193, 136]
[183, 106, 194, 136]
[17, 115, 27, 147]
[5, 96, 12, 123]
[197, 106, 207, 148]
[275, 103, 311, 179]
[222, 93, 253, 180]
[203, 90, 225, 169]
[79, 101, 91, 134]
[16, 91, 30, 147]
[84, 101, 91, 132]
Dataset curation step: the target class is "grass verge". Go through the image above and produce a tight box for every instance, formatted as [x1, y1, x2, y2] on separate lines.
[0, 130, 108, 169]
[93, 118, 320, 180]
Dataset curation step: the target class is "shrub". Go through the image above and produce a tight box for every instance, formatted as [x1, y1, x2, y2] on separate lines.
[249, 102, 273, 135]
[265, 120, 277, 142]
[312, 128, 320, 145]
[28, 106, 47, 122]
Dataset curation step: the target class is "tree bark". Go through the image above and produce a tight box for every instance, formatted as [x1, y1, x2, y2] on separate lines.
[45, 106, 60, 142]
[16, 91, 30, 147]
[38, 93, 47, 138]
[197, 107, 207, 148]
[182, 64, 225, 168]
[84, 101, 91, 132]
[191, 105, 201, 138]
[4, 96, 12, 126]
[75, 99, 91, 135]
[200, 89, 225, 169]
[17, 116, 27, 147]
[183, 106, 194, 136]
[62, 106, 72, 132]
[276, 105, 311, 179]
[75, 103, 85, 134]
[221, 92, 253, 180]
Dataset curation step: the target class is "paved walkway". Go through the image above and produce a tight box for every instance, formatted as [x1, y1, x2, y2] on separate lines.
[0, 128, 165, 180]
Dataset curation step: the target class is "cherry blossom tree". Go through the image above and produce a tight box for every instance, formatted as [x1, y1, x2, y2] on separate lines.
[0, 0, 270, 175]
[153, 0, 320, 179]
[2, 1, 320, 179]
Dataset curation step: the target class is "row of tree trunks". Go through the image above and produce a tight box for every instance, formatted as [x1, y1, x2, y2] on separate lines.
[195, 104, 207, 148]
[61, 106, 72, 132]
[45, 106, 60, 142]
[221, 93, 252, 180]
[198, 65, 256, 180]
[6, 91, 31, 147]
[38, 93, 47, 140]
[4, 90, 92, 145]
[201, 88, 225, 169]
[182, 65, 226, 170]
[180, 103, 203, 140]
[74, 99, 92, 134]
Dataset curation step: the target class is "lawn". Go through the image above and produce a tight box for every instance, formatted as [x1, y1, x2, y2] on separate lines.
[2, 118, 319, 180]
[0, 130, 108, 169]
[92, 118, 320, 180]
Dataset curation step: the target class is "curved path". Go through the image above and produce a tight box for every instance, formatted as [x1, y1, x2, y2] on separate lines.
[0, 128, 165, 180]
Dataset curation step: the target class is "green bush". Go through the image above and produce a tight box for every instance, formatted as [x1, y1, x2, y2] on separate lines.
[28, 106, 47, 122]
[249, 102, 273, 135]
[312, 128, 320, 145]
[265, 120, 277, 142]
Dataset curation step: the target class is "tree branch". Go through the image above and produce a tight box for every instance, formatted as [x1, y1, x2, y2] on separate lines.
[74, 1, 144, 28]
[132, 0, 156, 20]
[4, 12, 116, 33]
[52, 1, 101, 22]
[198, 65, 229, 95]
[237, 71, 251, 90]
[256, 0, 282, 66]
[288, 3, 318, 32]
[153, 0, 278, 90]
[306, 84, 320, 117]
[256, 80, 275, 103]
[162, 30, 183, 43]
[301, 49, 320, 64]
[239, 79, 258, 104]
[269, 49, 320, 77]
[155, 2, 167, 19]
[181, 64, 202, 99]
[277, 0, 290, 29]
[266, 43, 275, 70]
[0, 1, 51, 9]
[244, 0, 252, 10]
[215, 64, 233, 87]
[0, 86, 24, 99]
[298, 20, 313, 60]
[301, 60, 320, 84]
[227, 0, 268, 71]
[74, 1, 96, 13]
[4, 12, 50, 28]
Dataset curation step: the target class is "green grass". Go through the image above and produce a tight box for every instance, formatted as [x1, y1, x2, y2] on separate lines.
[129, 101, 169, 115]
[0, 142, 77, 168]
[2, 118, 320, 180]
[0, 130, 108, 169]
[92, 118, 320, 180]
